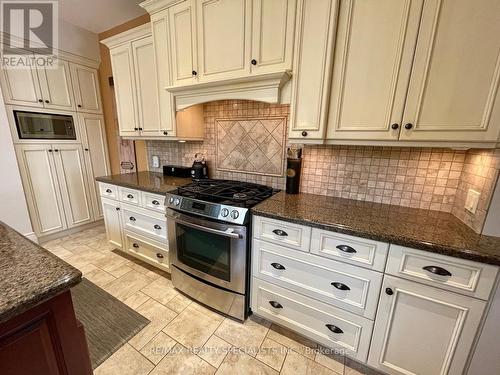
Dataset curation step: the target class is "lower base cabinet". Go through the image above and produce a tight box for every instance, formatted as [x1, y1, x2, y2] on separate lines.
[101, 197, 123, 249]
[368, 276, 486, 375]
[124, 231, 169, 272]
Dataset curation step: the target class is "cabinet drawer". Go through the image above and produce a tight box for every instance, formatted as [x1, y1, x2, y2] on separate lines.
[121, 205, 167, 243]
[119, 187, 141, 206]
[386, 245, 498, 300]
[310, 228, 389, 271]
[142, 191, 166, 213]
[99, 183, 118, 199]
[253, 216, 311, 252]
[124, 232, 169, 272]
[251, 278, 373, 362]
[252, 239, 382, 319]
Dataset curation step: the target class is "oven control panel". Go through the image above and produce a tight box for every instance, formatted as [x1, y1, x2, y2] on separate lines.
[165, 194, 249, 225]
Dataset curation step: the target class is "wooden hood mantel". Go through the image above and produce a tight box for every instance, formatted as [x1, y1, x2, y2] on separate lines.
[166, 71, 292, 110]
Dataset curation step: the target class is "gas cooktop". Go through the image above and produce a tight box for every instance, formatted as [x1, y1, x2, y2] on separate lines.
[165, 179, 278, 224]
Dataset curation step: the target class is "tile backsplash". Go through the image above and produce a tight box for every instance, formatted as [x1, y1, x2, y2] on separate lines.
[146, 100, 500, 234]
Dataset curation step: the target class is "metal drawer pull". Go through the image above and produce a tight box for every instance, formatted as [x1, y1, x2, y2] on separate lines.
[336, 244, 357, 253]
[331, 282, 350, 291]
[271, 262, 286, 270]
[269, 301, 283, 309]
[129, 216, 136, 221]
[127, 194, 134, 199]
[132, 243, 139, 248]
[156, 253, 164, 259]
[272, 229, 288, 237]
[152, 200, 160, 205]
[325, 324, 343, 334]
[423, 265, 452, 277]
[154, 224, 162, 230]
[105, 189, 112, 193]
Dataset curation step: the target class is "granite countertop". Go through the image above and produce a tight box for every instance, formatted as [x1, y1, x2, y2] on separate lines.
[0, 222, 82, 323]
[252, 191, 500, 266]
[96, 171, 191, 195]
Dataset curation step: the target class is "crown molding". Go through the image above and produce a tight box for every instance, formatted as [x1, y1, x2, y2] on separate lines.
[139, 0, 184, 14]
[100, 23, 151, 49]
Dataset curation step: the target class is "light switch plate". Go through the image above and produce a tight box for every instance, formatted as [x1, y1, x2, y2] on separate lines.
[465, 189, 481, 214]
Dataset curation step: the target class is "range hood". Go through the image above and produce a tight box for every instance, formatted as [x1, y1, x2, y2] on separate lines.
[166, 71, 291, 110]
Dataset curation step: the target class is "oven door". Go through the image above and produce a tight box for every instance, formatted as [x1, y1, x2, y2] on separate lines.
[167, 209, 248, 294]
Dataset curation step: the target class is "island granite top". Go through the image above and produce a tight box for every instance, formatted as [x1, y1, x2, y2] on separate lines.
[0, 222, 82, 323]
[96, 171, 191, 195]
[251, 191, 500, 266]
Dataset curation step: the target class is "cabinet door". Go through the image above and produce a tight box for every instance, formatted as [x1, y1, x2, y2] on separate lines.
[368, 276, 486, 375]
[101, 198, 123, 249]
[196, 0, 251, 82]
[37, 58, 75, 111]
[132, 36, 161, 136]
[151, 10, 176, 136]
[326, 0, 423, 141]
[79, 113, 110, 220]
[169, 0, 197, 86]
[0, 58, 43, 107]
[400, 0, 500, 142]
[288, 0, 338, 141]
[70, 63, 103, 113]
[251, 0, 296, 75]
[109, 44, 139, 136]
[15, 145, 66, 235]
[53, 144, 94, 228]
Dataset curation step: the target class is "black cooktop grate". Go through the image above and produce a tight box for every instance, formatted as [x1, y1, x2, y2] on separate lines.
[175, 179, 277, 207]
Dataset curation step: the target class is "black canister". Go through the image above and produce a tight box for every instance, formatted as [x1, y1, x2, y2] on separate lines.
[286, 147, 302, 194]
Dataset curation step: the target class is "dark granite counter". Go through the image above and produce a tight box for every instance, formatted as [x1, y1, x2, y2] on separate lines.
[0, 222, 82, 323]
[96, 171, 191, 195]
[252, 192, 500, 266]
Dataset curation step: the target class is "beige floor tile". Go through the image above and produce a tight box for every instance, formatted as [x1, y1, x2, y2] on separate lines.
[166, 293, 192, 314]
[103, 270, 154, 301]
[215, 316, 270, 356]
[216, 350, 278, 375]
[129, 299, 178, 350]
[255, 337, 288, 371]
[91, 252, 129, 272]
[281, 350, 340, 375]
[94, 343, 154, 375]
[46, 245, 73, 259]
[140, 332, 177, 365]
[78, 263, 98, 275]
[123, 291, 151, 310]
[198, 335, 232, 368]
[107, 262, 134, 278]
[141, 276, 179, 305]
[84, 268, 116, 288]
[315, 346, 345, 374]
[64, 246, 106, 269]
[150, 343, 216, 375]
[163, 304, 223, 350]
[128, 260, 167, 279]
[87, 238, 118, 252]
[267, 324, 317, 359]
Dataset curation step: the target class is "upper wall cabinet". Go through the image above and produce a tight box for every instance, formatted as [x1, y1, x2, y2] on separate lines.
[196, 0, 251, 82]
[326, 0, 423, 141]
[288, 0, 338, 140]
[37, 59, 75, 111]
[400, 0, 500, 143]
[70, 64, 103, 114]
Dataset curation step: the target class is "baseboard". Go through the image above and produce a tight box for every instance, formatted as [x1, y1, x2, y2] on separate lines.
[24, 232, 38, 243]
[38, 220, 104, 244]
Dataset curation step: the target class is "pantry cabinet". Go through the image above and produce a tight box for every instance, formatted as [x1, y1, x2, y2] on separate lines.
[288, 0, 338, 140]
[368, 276, 486, 375]
[36, 59, 75, 111]
[69, 63, 103, 114]
[196, 0, 251, 82]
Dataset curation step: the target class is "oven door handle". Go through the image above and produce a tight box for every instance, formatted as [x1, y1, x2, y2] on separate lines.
[167, 215, 242, 239]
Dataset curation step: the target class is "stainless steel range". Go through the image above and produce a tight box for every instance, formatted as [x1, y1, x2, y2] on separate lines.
[165, 179, 277, 321]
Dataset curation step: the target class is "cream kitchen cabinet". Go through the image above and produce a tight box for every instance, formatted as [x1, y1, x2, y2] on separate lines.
[368, 276, 486, 375]
[69, 63, 103, 114]
[101, 197, 123, 249]
[288, 0, 338, 140]
[36, 59, 75, 111]
[79, 113, 111, 220]
[16, 143, 94, 236]
[0, 54, 43, 107]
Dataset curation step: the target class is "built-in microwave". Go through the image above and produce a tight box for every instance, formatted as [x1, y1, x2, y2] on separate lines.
[14, 110, 76, 140]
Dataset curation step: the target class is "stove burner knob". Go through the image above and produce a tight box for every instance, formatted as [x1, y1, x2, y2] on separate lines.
[174, 198, 181, 206]
[221, 208, 229, 217]
[168, 197, 174, 204]
[230, 210, 239, 220]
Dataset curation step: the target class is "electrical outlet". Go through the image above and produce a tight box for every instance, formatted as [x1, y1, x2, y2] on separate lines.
[152, 155, 160, 168]
[465, 189, 481, 214]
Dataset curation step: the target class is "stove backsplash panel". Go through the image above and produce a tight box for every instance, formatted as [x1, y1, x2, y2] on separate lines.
[146, 100, 500, 234]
